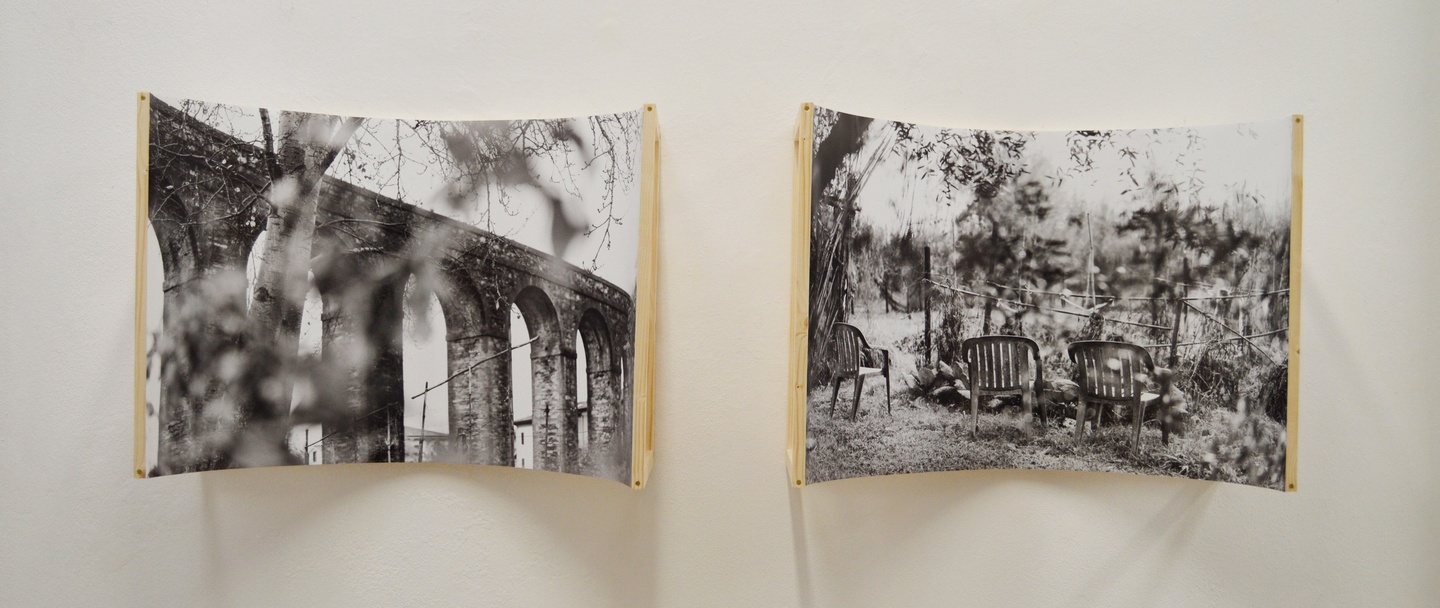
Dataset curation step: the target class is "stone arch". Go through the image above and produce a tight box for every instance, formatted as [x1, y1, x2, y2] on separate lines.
[510, 304, 534, 469]
[434, 271, 513, 466]
[147, 195, 259, 475]
[434, 270, 492, 342]
[513, 284, 565, 357]
[312, 248, 407, 465]
[402, 273, 448, 463]
[574, 328, 587, 454]
[511, 285, 577, 473]
[577, 308, 624, 479]
[285, 271, 325, 464]
[614, 310, 636, 479]
[578, 308, 615, 373]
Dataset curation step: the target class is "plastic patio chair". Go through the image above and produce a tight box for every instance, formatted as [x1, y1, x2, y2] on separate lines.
[828, 322, 891, 420]
[1066, 340, 1158, 448]
[961, 335, 1045, 435]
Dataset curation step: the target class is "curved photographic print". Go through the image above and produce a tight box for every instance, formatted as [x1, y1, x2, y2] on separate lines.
[135, 94, 657, 486]
[792, 106, 1300, 490]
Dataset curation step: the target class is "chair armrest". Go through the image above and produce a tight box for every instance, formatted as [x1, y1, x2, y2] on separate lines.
[861, 346, 890, 371]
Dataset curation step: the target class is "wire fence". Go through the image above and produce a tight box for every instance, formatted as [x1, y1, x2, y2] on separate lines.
[302, 337, 539, 456]
[919, 273, 1288, 365]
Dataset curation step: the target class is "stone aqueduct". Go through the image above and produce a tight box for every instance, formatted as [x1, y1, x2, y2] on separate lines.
[147, 98, 634, 481]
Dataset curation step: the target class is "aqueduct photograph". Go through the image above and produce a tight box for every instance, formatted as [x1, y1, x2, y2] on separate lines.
[141, 96, 642, 484]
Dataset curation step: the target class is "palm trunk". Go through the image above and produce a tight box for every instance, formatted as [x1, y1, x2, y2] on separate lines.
[806, 114, 872, 383]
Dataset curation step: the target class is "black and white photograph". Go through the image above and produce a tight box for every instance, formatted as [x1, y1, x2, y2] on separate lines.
[140, 94, 648, 484]
[803, 107, 1297, 489]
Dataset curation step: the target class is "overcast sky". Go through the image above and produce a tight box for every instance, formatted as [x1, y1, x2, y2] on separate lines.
[159, 96, 643, 293]
[849, 115, 1293, 235]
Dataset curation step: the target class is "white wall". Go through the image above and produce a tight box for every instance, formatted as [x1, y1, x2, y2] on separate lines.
[1, 2, 1436, 606]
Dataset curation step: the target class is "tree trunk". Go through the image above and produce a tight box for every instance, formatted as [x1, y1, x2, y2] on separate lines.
[806, 114, 872, 384]
[247, 112, 362, 424]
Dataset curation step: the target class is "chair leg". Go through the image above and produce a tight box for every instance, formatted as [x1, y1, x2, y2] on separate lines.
[1132, 398, 1144, 452]
[1074, 396, 1089, 442]
[970, 389, 981, 437]
[1161, 405, 1171, 446]
[849, 374, 865, 420]
[884, 368, 891, 416]
[1022, 388, 1037, 432]
[829, 376, 841, 418]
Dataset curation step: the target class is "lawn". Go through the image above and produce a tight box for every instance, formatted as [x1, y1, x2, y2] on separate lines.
[805, 309, 1285, 489]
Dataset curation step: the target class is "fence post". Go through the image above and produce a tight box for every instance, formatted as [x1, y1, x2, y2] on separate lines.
[418, 381, 428, 463]
[1085, 212, 1096, 308]
[1168, 290, 1185, 367]
[923, 246, 931, 365]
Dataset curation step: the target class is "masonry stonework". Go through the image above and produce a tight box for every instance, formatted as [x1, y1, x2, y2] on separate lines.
[147, 98, 634, 482]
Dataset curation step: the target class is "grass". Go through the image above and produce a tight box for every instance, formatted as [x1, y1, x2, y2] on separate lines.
[808, 309, 1285, 490]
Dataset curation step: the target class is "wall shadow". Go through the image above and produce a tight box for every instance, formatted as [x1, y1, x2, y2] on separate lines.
[194, 462, 657, 606]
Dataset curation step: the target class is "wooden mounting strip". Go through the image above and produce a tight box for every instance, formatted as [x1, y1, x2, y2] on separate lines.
[787, 103, 815, 487]
[1286, 114, 1303, 493]
[632, 103, 661, 490]
[133, 92, 151, 479]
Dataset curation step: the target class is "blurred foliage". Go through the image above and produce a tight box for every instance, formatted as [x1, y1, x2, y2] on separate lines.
[148, 99, 638, 475]
[809, 109, 1036, 383]
[806, 114, 1293, 489]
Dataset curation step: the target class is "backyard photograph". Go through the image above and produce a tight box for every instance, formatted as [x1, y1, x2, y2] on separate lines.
[804, 107, 1295, 490]
[141, 94, 643, 484]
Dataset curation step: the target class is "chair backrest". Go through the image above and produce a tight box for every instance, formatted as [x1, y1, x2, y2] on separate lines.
[1066, 341, 1154, 401]
[961, 335, 1040, 391]
[830, 322, 868, 374]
